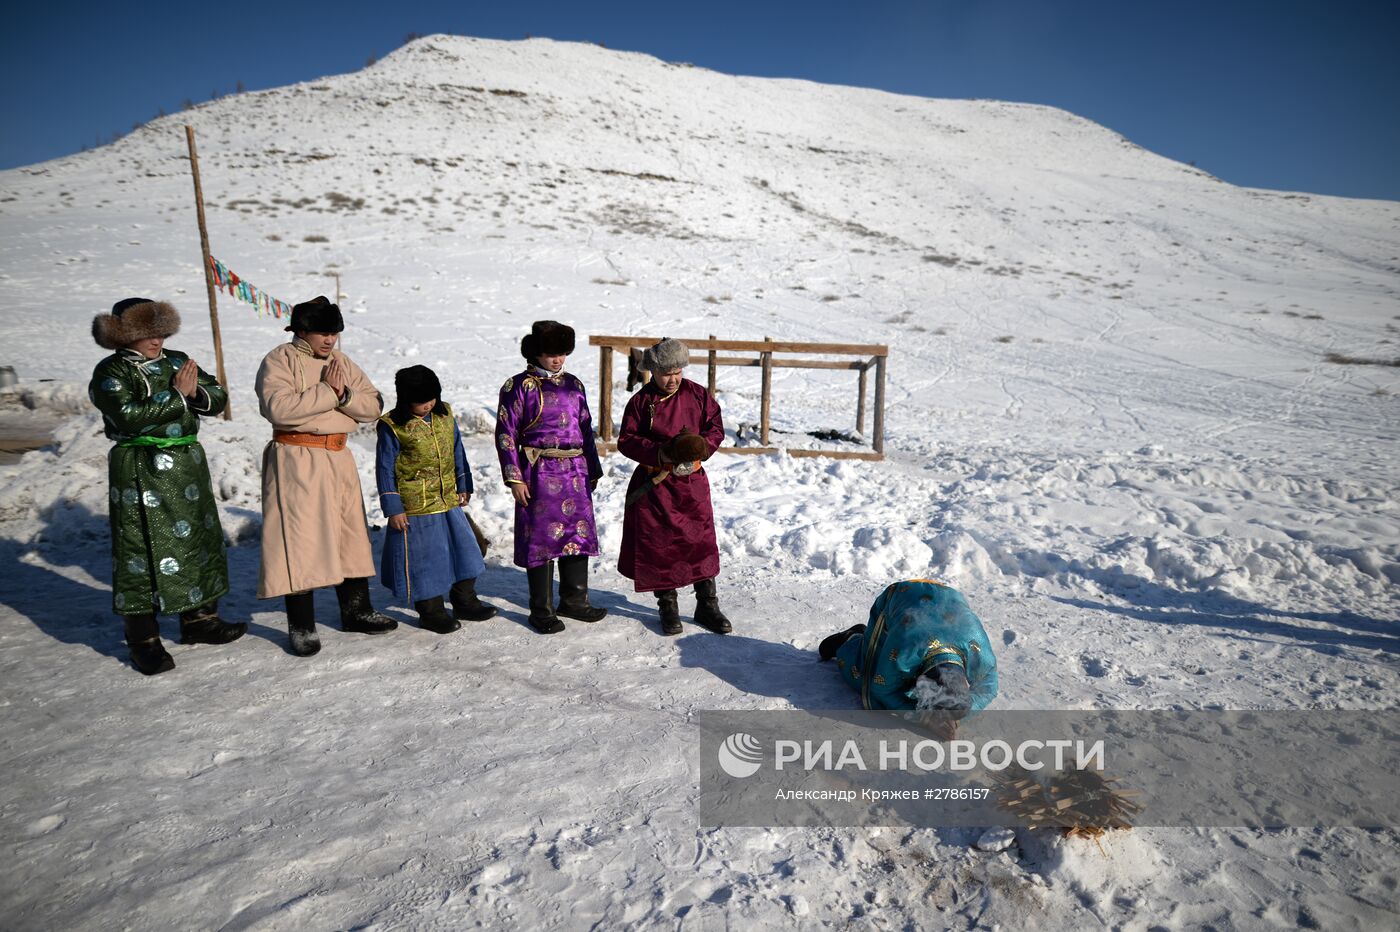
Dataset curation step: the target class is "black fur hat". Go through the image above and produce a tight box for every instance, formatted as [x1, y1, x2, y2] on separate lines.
[92, 298, 181, 350]
[520, 320, 575, 361]
[395, 365, 442, 404]
[389, 365, 447, 425]
[285, 295, 344, 333]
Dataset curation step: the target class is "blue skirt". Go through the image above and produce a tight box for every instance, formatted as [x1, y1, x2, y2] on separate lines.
[380, 508, 486, 602]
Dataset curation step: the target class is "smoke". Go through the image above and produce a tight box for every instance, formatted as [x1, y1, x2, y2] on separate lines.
[912, 663, 972, 713]
[912, 675, 958, 711]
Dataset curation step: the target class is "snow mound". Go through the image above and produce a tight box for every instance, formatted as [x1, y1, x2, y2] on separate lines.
[19, 380, 90, 416]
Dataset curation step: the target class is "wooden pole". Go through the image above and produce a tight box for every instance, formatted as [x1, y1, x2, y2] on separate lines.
[185, 125, 231, 420]
[759, 336, 773, 445]
[707, 333, 717, 398]
[873, 354, 887, 456]
[334, 272, 342, 305]
[856, 361, 868, 436]
[599, 345, 613, 441]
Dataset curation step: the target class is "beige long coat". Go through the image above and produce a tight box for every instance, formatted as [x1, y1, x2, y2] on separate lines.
[256, 339, 383, 598]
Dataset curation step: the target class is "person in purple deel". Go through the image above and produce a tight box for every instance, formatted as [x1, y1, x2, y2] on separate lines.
[495, 321, 608, 633]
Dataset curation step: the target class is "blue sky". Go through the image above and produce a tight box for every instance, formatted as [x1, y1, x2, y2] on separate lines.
[5, 1, 1398, 200]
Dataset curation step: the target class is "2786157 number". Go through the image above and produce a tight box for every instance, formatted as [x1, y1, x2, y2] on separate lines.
[928, 787, 990, 800]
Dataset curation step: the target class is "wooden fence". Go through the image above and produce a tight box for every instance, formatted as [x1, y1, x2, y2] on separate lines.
[588, 335, 888, 461]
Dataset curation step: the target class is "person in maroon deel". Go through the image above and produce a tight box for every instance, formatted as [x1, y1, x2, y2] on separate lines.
[617, 338, 730, 635]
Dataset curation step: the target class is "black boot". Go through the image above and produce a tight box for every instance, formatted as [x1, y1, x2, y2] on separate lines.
[557, 555, 607, 622]
[449, 577, 497, 622]
[527, 562, 565, 634]
[414, 595, 461, 634]
[124, 614, 174, 675]
[692, 578, 732, 634]
[819, 624, 867, 662]
[285, 592, 320, 657]
[335, 577, 398, 634]
[657, 589, 682, 636]
[178, 602, 247, 645]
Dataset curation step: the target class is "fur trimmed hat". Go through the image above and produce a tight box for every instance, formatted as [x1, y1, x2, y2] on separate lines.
[394, 365, 442, 404]
[642, 337, 689, 373]
[520, 320, 575, 361]
[92, 298, 181, 350]
[286, 295, 344, 333]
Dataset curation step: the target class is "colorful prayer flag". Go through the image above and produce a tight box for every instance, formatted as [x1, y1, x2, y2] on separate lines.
[208, 255, 292, 321]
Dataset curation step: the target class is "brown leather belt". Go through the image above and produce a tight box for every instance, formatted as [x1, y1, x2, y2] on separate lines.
[274, 430, 348, 451]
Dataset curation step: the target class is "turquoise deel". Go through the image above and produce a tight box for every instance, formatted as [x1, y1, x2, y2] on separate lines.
[835, 580, 999, 712]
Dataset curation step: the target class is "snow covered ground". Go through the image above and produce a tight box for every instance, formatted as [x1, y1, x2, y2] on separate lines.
[1, 35, 1397, 929]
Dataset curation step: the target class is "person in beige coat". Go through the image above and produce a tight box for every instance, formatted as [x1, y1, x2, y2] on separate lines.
[256, 296, 397, 656]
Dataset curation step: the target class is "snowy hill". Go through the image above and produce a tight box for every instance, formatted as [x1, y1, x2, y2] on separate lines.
[1, 34, 1397, 930]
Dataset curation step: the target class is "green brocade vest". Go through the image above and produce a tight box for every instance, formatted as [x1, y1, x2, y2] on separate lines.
[381, 405, 457, 516]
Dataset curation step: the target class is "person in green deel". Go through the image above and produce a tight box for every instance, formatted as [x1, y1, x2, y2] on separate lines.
[89, 297, 245, 675]
[819, 579, 998, 714]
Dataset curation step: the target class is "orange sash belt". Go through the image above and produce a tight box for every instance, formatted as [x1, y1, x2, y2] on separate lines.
[274, 430, 348, 451]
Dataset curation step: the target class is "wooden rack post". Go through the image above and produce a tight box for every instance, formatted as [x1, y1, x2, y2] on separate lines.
[596, 342, 613, 442]
[598, 344, 614, 441]
[856, 361, 868, 436]
[707, 333, 717, 398]
[759, 336, 773, 444]
[184, 125, 231, 420]
[873, 354, 887, 455]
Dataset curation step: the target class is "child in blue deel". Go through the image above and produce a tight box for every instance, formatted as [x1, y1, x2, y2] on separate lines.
[377, 365, 497, 632]
[820, 579, 998, 713]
